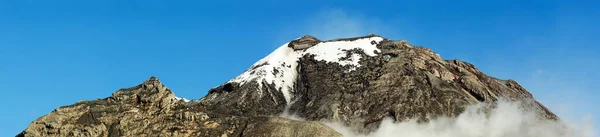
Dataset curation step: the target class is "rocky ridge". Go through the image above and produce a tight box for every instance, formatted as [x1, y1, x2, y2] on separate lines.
[18, 34, 557, 136]
[17, 77, 341, 137]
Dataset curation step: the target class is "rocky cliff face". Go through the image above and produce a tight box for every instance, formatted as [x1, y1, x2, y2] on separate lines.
[18, 34, 556, 137]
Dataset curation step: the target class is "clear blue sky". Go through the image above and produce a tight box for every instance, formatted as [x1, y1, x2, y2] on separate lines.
[1, 0, 598, 136]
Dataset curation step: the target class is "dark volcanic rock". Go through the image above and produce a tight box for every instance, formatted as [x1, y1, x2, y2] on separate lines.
[288, 35, 321, 50]
[290, 40, 556, 128]
[19, 34, 556, 136]
[202, 80, 288, 116]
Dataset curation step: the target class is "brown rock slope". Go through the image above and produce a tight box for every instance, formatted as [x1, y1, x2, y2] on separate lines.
[292, 40, 556, 128]
[17, 77, 341, 137]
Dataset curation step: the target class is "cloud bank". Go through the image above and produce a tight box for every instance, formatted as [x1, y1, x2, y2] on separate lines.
[322, 100, 596, 137]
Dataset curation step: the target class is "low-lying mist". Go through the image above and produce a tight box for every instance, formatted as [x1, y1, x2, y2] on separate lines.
[284, 100, 596, 137]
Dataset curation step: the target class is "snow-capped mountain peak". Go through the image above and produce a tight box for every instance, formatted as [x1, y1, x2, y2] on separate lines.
[228, 35, 385, 103]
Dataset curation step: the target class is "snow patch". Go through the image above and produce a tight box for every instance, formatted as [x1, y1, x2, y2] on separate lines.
[304, 37, 383, 69]
[229, 44, 303, 102]
[174, 96, 190, 102]
[228, 36, 385, 104]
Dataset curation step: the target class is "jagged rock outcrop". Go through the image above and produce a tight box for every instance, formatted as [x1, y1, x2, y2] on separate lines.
[19, 34, 557, 136]
[288, 35, 321, 50]
[17, 77, 341, 137]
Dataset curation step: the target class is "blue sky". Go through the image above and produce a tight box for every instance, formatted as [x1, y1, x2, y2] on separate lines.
[1, 0, 598, 136]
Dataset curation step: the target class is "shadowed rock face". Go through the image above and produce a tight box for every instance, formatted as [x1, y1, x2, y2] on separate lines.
[18, 35, 556, 137]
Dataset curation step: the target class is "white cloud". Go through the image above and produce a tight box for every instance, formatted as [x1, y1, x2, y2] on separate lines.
[277, 9, 400, 42]
[306, 10, 365, 40]
[323, 100, 596, 137]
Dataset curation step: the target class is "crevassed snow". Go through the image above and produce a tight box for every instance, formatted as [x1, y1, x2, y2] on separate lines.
[228, 36, 384, 104]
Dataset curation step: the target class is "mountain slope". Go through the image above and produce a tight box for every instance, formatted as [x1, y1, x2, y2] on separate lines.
[201, 34, 556, 126]
[18, 34, 557, 136]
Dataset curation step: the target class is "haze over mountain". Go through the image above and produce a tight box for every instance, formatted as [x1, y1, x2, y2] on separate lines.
[18, 35, 594, 137]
